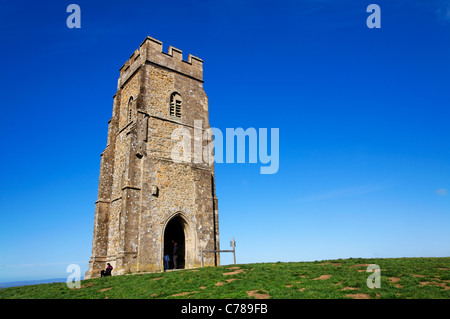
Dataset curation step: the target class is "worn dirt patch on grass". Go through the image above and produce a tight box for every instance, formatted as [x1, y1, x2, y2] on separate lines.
[172, 291, 199, 297]
[227, 266, 241, 270]
[226, 278, 240, 283]
[341, 287, 360, 291]
[420, 282, 450, 290]
[151, 277, 164, 280]
[313, 275, 332, 280]
[246, 290, 271, 299]
[99, 287, 112, 292]
[389, 277, 402, 288]
[216, 278, 240, 286]
[345, 293, 370, 299]
[298, 288, 306, 292]
[223, 269, 245, 276]
[412, 274, 426, 278]
[318, 262, 342, 266]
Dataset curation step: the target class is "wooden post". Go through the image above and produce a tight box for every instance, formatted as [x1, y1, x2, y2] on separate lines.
[232, 237, 236, 265]
[201, 247, 204, 268]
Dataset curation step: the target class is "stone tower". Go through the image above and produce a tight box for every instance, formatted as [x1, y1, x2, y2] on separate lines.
[85, 36, 219, 279]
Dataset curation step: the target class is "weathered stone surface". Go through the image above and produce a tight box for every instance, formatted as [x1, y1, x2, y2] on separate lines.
[85, 36, 219, 279]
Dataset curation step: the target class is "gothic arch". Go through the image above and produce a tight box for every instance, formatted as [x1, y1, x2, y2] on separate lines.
[160, 211, 197, 270]
[127, 96, 134, 122]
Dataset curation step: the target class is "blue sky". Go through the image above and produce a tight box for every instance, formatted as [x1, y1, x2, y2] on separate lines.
[0, 0, 449, 282]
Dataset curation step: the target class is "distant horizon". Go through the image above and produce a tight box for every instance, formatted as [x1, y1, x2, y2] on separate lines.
[1, 1, 449, 283]
[0, 278, 68, 289]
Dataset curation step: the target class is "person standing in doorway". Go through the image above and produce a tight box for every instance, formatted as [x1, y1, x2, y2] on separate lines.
[172, 240, 178, 269]
[164, 254, 170, 270]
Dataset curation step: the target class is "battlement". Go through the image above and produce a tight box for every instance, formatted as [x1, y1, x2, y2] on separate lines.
[118, 36, 203, 88]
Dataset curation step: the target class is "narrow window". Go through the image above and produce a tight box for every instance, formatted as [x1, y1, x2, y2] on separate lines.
[128, 97, 133, 122]
[170, 93, 182, 118]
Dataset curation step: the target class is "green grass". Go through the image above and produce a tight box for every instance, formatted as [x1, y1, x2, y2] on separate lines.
[1, 257, 449, 299]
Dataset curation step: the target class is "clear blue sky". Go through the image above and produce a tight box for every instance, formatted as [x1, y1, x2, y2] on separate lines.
[0, 0, 449, 282]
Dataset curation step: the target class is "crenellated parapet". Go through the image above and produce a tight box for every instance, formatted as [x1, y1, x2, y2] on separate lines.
[118, 36, 203, 89]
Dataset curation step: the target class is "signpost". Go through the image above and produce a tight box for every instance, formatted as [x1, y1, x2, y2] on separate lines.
[201, 237, 236, 268]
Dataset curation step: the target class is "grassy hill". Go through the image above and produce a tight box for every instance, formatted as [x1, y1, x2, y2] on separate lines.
[0, 257, 449, 299]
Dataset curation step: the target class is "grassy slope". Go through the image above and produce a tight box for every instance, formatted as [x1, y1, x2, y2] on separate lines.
[0, 257, 449, 299]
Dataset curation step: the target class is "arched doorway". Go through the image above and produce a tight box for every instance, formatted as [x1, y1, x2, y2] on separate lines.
[163, 214, 186, 269]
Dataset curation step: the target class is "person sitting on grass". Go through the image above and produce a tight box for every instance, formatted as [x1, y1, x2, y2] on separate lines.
[101, 263, 113, 277]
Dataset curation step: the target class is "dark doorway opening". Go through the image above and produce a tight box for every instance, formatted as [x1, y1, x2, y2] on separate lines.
[163, 215, 186, 269]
